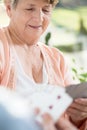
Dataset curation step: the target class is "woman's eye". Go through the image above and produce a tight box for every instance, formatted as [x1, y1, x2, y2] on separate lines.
[43, 9, 51, 14]
[26, 8, 34, 11]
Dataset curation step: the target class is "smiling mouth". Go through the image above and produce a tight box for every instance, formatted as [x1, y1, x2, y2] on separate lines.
[29, 25, 42, 29]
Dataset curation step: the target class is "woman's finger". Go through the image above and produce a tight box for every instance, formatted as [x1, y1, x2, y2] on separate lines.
[42, 113, 57, 130]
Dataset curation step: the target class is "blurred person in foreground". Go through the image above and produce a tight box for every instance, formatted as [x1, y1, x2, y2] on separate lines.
[0, 87, 77, 130]
[0, 105, 78, 130]
[0, 0, 86, 129]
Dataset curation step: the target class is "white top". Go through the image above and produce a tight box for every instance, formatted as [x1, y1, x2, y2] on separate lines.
[13, 49, 48, 97]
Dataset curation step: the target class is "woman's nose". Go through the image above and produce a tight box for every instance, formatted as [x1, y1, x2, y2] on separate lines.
[33, 9, 44, 22]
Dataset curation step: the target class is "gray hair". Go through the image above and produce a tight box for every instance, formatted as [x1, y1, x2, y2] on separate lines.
[11, 0, 18, 7]
[11, 0, 59, 8]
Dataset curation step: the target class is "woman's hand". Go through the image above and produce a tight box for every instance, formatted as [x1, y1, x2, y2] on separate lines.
[34, 108, 78, 130]
[42, 114, 78, 130]
[56, 116, 78, 130]
[67, 98, 87, 126]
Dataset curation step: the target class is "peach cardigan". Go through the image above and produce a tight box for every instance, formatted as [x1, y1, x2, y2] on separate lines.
[0, 27, 73, 88]
[0, 27, 86, 129]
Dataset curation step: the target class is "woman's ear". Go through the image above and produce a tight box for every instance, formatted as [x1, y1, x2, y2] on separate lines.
[4, 1, 12, 18]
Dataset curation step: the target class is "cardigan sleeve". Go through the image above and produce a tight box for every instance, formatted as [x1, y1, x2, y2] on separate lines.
[0, 28, 10, 86]
[60, 54, 74, 86]
[47, 46, 74, 86]
[55, 48, 74, 86]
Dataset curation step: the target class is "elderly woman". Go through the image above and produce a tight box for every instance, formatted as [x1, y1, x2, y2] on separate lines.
[0, 0, 87, 129]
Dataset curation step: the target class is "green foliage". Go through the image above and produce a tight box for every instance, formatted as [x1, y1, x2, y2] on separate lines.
[45, 32, 51, 46]
[79, 17, 87, 35]
[72, 59, 87, 82]
[72, 67, 87, 82]
[54, 42, 83, 52]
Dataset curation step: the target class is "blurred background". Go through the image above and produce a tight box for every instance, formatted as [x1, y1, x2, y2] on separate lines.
[0, 0, 87, 83]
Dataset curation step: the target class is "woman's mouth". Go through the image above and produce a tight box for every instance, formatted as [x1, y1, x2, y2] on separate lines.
[29, 25, 42, 29]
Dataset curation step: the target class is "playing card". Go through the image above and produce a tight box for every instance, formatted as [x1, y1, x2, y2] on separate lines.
[66, 82, 87, 99]
[29, 85, 73, 122]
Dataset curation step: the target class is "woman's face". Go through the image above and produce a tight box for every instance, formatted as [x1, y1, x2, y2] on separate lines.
[8, 0, 53, 44]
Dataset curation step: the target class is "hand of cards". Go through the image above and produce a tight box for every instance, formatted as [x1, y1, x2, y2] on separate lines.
[0, 85, 72, 123]
[29, 85, 73, 122]
[29, 82, 87, 122]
